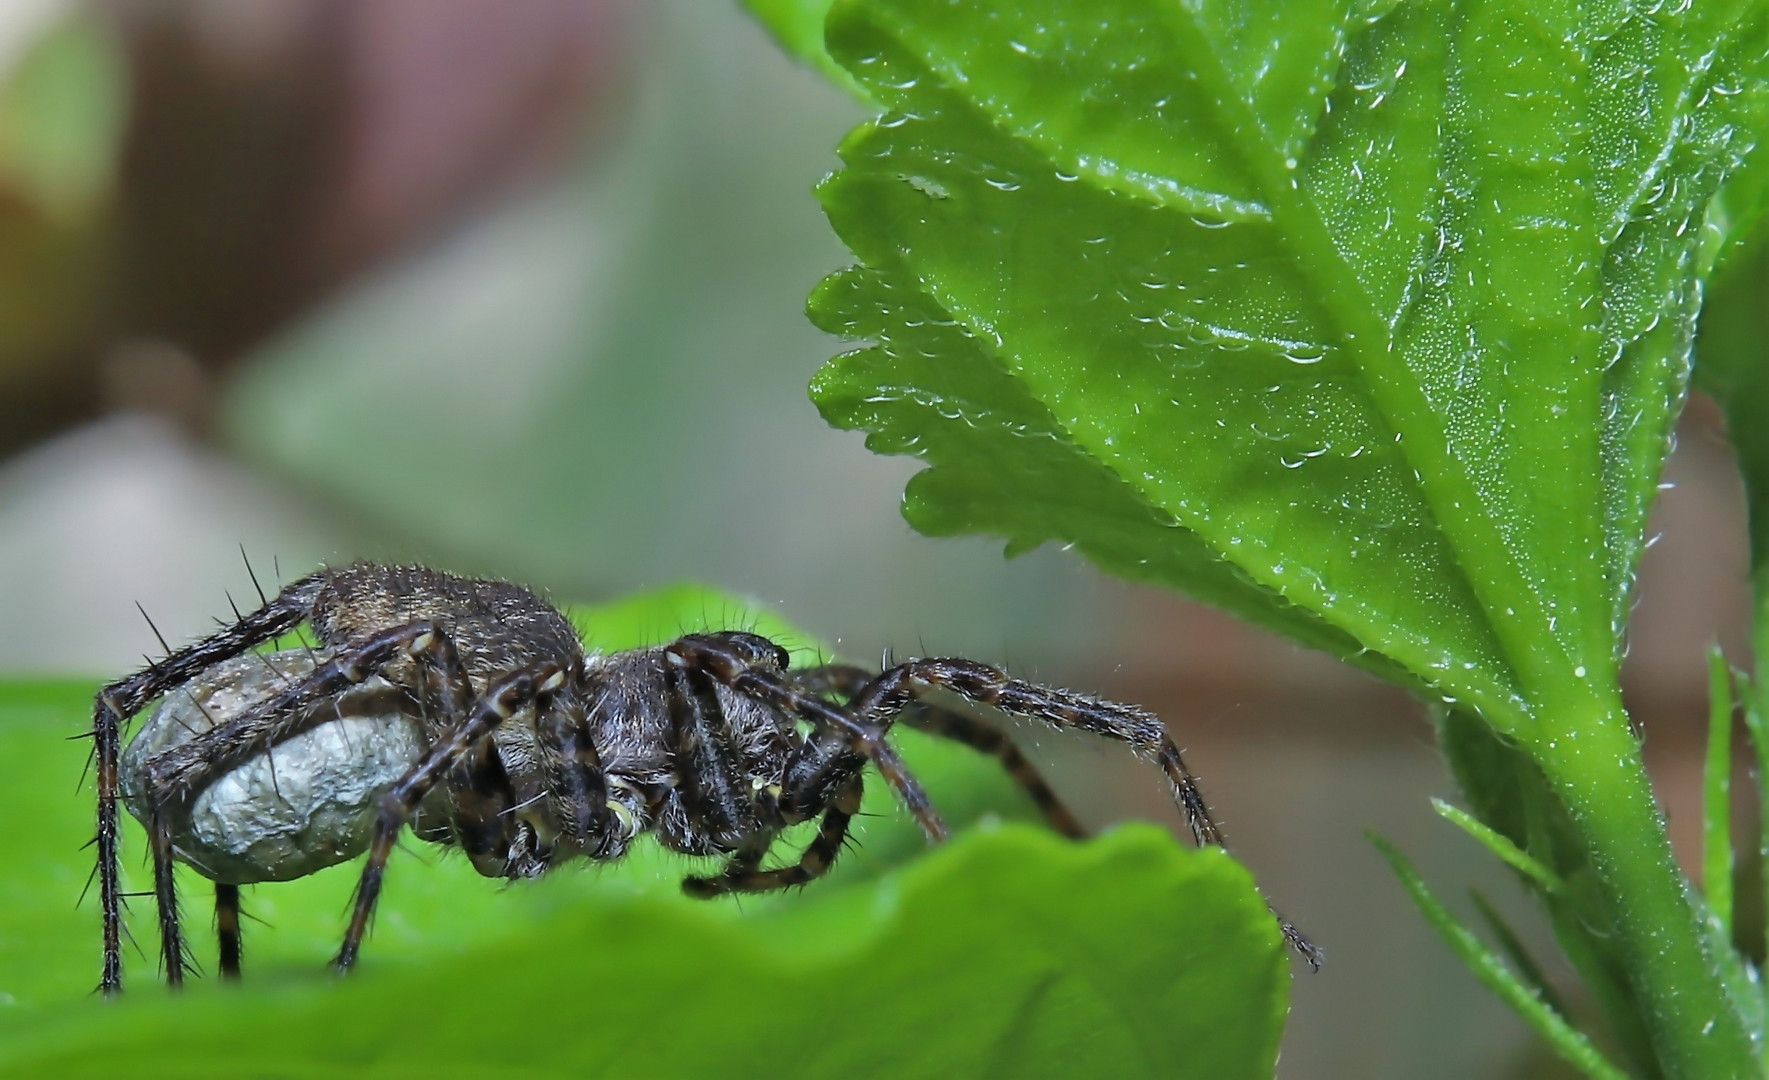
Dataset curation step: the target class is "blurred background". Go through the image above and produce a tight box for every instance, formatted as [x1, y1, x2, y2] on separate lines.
[0, 1, 1753, 1075]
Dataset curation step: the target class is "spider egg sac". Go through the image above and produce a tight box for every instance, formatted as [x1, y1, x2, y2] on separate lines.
[120, 650, 432, 884]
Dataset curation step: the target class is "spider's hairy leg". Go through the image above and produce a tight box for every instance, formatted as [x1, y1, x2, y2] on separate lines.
[792, 663, 1086, 840]
[850, 660, 1222, 846]
[403, 626, 526, 874]
[684, 773, 864, 897]
[147, 803, 189, 984]
[663, 636, 949, 842]
[710, 832, 776, 881]
[846, 658, 1323, 970]
[538, 707, 615, 853]
[335, 662, 567, 975]
[412, 621, 473, 730]
[662, 654, 771, 850]
[899, 705, 1087, 840]
[91, 574, 320, 995]
[215, 883, 242, 980]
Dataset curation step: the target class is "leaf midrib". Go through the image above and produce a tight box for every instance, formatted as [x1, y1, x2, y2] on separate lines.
[1154, 3, 1756, 731]
[1158, 0, 1552, 727]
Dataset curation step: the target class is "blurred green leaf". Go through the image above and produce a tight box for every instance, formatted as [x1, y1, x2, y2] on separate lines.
[1696, 143, 1769, 1010]
[1702, 58, 1769, 280]
[0, 11, 124, 223]
[1689, 0, 1769, 574]
[0, 585, 1289, 1078]
[0, 10, 120, 400]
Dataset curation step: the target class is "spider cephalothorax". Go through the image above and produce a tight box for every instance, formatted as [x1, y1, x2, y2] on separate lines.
[91, 562, 1319, 993]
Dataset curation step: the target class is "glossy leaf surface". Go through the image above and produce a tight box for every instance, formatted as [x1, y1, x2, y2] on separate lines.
[809, 0, 1769, 739]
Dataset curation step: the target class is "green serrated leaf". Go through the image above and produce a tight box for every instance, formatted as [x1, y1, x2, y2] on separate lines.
[808, 4, 1769, 1072]
[1372, 833, 1628, 1080]
[811, 0, 1769, 738]
[809, 264, 1421, 694]
[0, 585, 1289, 1077]
[0, 11, 124, 223]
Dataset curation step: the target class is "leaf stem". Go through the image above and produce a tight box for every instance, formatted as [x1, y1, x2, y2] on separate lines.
[1533, 702, 1759, 1079]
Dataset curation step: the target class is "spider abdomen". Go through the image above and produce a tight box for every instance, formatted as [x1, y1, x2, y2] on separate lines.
[120, 651, 434, 884]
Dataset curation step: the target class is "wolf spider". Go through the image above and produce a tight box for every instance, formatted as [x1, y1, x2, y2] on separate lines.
[90, 562, 1319, 993]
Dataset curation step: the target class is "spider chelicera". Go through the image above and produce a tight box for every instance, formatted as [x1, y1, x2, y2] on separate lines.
[91, 562, 1319, 993]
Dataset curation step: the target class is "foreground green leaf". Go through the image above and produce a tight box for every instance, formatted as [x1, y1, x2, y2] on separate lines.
[0, 585, 1288, 1078]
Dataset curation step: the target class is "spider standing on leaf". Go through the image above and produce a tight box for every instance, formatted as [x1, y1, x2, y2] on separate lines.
[90, 562, 1320, 993]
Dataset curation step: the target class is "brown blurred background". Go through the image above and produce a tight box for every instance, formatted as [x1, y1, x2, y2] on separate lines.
[0, 2, 1751, 1076]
